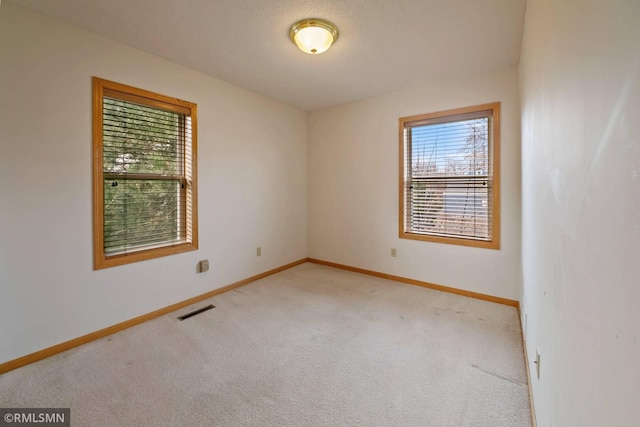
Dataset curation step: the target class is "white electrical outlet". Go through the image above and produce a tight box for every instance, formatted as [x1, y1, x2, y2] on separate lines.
[256, 246, 262, 256]
[391, 248, 397, 257]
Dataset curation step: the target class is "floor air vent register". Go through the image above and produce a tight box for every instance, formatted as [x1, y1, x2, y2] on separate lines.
[177, 304, 215, 321]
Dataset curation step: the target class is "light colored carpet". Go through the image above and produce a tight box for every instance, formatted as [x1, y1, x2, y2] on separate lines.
[0, 263, 531, 426]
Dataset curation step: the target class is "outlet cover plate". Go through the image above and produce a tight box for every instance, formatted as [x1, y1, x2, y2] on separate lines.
[198, 259, 209, 273]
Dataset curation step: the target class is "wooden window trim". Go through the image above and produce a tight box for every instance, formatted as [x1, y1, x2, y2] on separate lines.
[93, 77, 198, 269]
[398, 102, 500, 249]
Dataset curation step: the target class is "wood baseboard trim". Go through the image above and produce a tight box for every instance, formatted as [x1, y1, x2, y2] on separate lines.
[518, 303, 538, 427]
[307, 258, 519, 307]
[0, 258, 308, 375]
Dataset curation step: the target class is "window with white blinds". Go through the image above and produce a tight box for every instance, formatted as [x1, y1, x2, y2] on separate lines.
[399, 103, 500, 249]
[93, 78, 198, 269]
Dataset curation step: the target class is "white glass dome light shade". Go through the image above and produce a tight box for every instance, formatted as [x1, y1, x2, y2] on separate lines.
[294, 26, 333, 54]
[289, 19, 339, 54]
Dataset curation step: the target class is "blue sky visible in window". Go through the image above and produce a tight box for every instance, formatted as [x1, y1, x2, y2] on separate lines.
[411, 118, 488, 176]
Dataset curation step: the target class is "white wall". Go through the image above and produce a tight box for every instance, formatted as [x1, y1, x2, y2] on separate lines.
[308, 67, 522, 300]
[0, 4, 308, 365]
[519, 0, 640, 425]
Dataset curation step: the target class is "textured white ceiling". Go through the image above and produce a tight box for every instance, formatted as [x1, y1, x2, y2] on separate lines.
[8, 0, 526, 111]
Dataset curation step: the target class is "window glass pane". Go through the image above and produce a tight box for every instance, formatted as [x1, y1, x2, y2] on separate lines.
[103, 179, 182, 254]
[411, 117, 489, 178]
[103, 98, 182, 175]
[409, 178, 490, 239]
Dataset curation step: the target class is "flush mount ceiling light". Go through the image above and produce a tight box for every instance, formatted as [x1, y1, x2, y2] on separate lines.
[289, 18, 339, 54]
